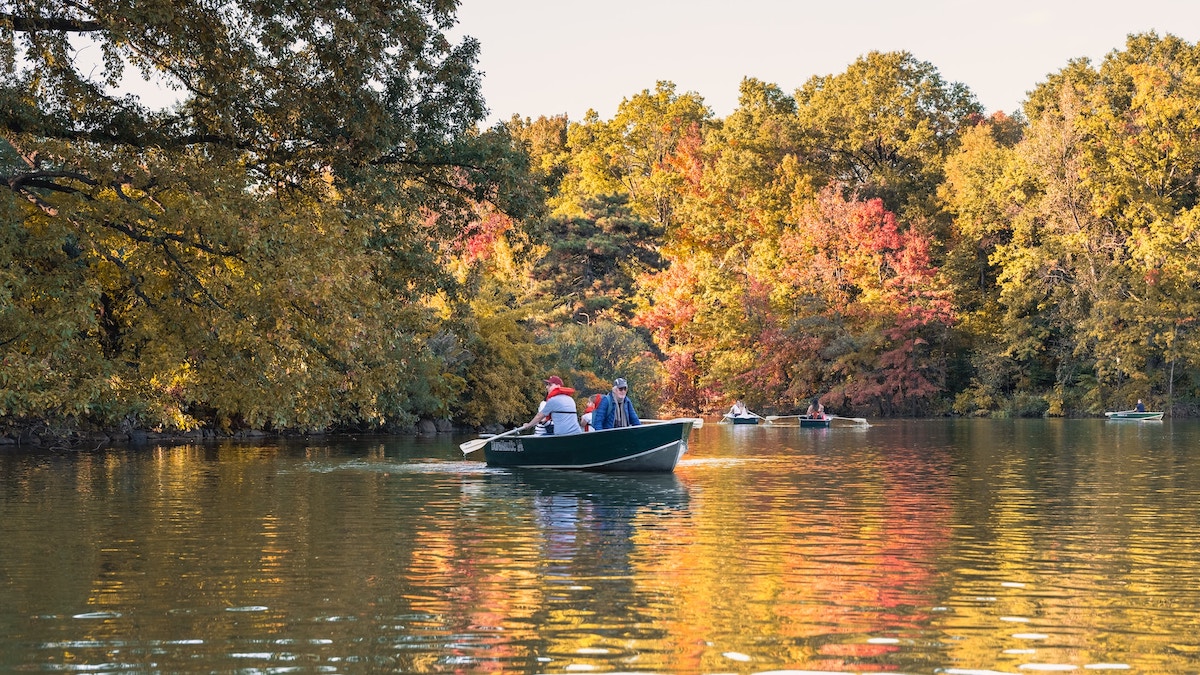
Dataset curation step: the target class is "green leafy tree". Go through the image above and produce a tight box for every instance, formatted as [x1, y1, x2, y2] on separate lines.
[1, 0, 534, 431]
[545, 320, 661, 409]
[950, 32, 1200, 415]
[794, 51, 983, 230]
[938, 114, 1029, 411]
[986, 78, 1113, 414]
[1074, 33, 1200, 409]
[505, 114, 571, 197]
[534, 193, 663, 321]
[557, 81, 712, 231]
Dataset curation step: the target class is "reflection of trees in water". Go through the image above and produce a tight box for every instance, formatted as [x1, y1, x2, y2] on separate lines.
[638, 442, 958, 673]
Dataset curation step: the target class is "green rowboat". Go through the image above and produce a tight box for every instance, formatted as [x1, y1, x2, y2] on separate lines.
[1105, 410, 1164, 421]
[483, 419, 695, 472]
[768, 416, 831, 428]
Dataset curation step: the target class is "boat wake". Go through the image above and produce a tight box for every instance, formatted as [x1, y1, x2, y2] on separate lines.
[298, 459, 499, 475]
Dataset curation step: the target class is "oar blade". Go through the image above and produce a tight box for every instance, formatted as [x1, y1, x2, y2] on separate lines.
[459, 437, 491, 454]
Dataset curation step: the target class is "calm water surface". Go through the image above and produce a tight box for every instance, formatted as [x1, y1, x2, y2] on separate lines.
[2, 419, 1200, 674]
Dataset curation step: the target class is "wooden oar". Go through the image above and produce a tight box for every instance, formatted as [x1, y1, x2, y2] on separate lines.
[764, 413, 803, 422]
[460, 426, 523, 455]
[648, 415, 700, 425]
[829, 415, 870, 426]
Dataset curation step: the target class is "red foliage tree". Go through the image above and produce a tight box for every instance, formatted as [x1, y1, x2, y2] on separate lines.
[773, 186, 955, 414]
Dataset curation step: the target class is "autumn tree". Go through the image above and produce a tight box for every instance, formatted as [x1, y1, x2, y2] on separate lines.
[634, 79, 806, 412]
[0, 0, 535, 431]
[764, 188, 955, 415]
[944, 32, 1200, 415]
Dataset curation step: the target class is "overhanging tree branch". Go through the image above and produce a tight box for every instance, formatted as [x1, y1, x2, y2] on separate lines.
[1, 12, 104, 32]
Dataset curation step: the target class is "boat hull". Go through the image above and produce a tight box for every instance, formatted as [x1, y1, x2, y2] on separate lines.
[729, 416, 759, 425]
[770, 417, 832, 428]
[1105, 411, 1164, 421]
[483, 420, 694, 472]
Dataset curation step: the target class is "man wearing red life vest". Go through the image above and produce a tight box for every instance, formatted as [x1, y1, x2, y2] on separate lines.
[518, 375, 583, 435]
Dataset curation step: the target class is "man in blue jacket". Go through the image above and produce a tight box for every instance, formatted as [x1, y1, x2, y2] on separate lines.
[592, 377, 642, 430]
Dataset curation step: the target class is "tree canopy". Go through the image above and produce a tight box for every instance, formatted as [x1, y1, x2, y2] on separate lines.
[4, 15, 1200, 434]
[1, 0, 534, 431]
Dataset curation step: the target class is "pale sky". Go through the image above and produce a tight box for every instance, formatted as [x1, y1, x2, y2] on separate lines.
[452, 0, 1200, 126]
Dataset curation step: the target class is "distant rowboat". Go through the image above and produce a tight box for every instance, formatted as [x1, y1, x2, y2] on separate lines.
[767, 416, 831, 428]
[1105, 410, 1164, 421]
[727, 416, 759, 425]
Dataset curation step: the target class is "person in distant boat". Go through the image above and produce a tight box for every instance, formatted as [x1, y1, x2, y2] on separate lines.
[580, 393, 603, 432]
[1136, 399, 1146, 412]
[728, 399, 749, 417]
[806, 396, 825, 419]
[519, 375, 582, 435]
[592, 377, 642, 430]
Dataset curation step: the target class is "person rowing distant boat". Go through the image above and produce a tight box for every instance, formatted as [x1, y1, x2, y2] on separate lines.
[806, 396, 825, 420]
[728, 399, 751, 417]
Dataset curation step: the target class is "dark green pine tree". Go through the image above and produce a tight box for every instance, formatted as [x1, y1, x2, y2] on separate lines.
[534, 193, 664, 321]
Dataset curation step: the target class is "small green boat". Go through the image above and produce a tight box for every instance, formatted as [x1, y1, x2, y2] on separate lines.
[1105, 410, 1164, 421]
[768, 416, 831, 428]
[483, 419, 695, 472]
[727, 415, 759, 425]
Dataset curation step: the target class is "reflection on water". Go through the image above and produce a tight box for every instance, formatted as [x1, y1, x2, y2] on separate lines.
[1, 421, 1200, 673]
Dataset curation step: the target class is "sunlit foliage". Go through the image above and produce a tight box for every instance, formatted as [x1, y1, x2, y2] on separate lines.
[5, 9, 1200, 432]
[0, 0, 535, 431]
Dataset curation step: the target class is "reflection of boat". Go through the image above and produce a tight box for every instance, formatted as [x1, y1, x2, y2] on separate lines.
[484, 420, 694, 472]
[1105, 410, 1164, 421]
[478, 470, 691, 595]
[500, 469, 691, 511]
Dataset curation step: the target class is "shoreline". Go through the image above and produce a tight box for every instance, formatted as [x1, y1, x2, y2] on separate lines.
[0, 419, 508, 451]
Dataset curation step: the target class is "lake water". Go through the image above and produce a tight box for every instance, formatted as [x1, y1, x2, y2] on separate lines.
[2, 419, 1199, 674]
